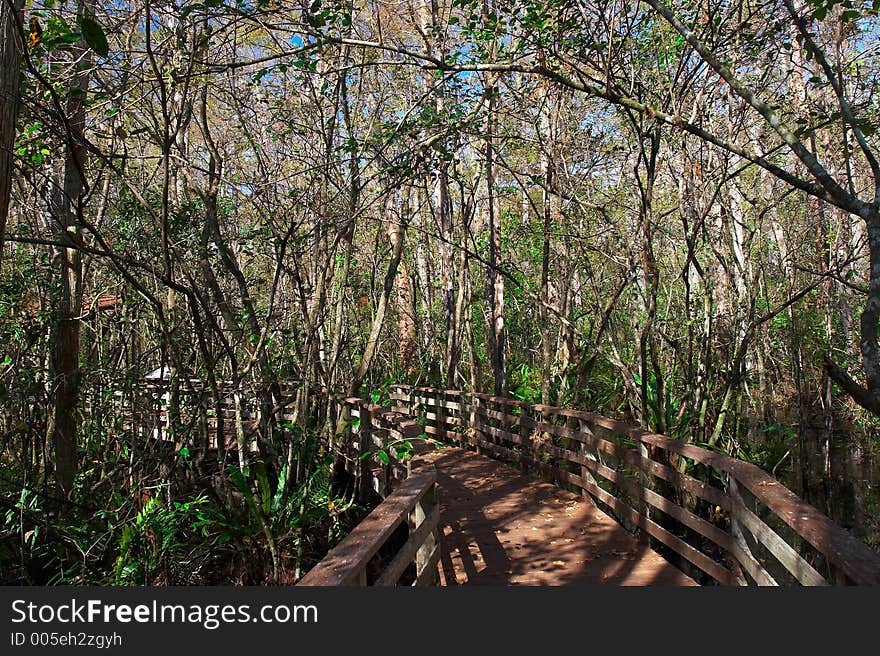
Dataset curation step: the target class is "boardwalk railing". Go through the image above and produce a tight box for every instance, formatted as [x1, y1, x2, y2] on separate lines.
[334, 396, 427, 498]
[298, 396, 440, 586]
[390, 385, 880, 586]
[123, 379, 310, 453]
[297, 466, 440, 586]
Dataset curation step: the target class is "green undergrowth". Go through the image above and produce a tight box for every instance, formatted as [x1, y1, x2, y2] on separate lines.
[0, 436, 365, 585]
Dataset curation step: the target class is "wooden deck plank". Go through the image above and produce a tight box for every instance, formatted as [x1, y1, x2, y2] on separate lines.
[422, 448, 698, 586]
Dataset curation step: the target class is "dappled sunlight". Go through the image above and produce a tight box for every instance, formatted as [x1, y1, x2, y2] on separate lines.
[427, 448, 697, 586]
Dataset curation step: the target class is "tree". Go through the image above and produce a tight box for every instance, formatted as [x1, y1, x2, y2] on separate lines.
[46, 0, 96, 496]
[0, 0, 25, 266]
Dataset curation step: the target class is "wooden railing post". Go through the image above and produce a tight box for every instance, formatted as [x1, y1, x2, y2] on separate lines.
[637, 436, 652, 528]
[358, 400, 374, 501]
[411, 479, 439, 585]
[576, 418, 599, 500]
[457, 391, 466, 446]
[435, 389, 446, 441]
[520, 402, 531, 475]
[405, 386, 416, 420]
[560, 412, 577, 488]
[378, 406, 390, 497]
[471, 394, 482, 455]
[728, 475, 775, 586]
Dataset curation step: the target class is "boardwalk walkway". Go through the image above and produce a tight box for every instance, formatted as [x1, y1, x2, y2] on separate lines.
[129, 381, 880, 585]
[192, 385, 880, 587]
[424, 448, 696, 585]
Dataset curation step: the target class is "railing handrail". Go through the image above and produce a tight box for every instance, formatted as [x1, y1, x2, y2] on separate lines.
[297, 466, 438, 586]
[392, 384, 880, 586]
[562, 409, 880, 585]
[298, 396, 440, 586]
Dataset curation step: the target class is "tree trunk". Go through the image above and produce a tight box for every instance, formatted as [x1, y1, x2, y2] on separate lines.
[539, 86, 555, 405]
[348, 194, 409, 396]
[48, 0, 93, 496]
[0, 0, 25, 265]
[417, 0, 456, 386]
[393, 236, 417, 376]
[482, 54, 506, 397]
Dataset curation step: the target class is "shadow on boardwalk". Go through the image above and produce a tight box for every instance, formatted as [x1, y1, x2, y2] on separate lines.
[422, 448, 697, 586]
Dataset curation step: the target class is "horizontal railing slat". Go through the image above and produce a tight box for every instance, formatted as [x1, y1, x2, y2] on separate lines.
[415, 544, 441, 587]
[728, 493, 828, 586]
[375, 503, 441, 586]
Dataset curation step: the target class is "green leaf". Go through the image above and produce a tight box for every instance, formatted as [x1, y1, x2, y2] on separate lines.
[253, 460, 271, 514]
[377, 450, 390, 464]
[272, 464, 288, 512]
[229, 466, 253, 504]
[79, 16, 108, 57]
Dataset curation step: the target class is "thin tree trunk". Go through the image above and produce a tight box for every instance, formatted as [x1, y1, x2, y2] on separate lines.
[482, 26, 506, 396]
[417, 0, 455, 385]
[348, 195, 409, 395]
[48, 0, 93, 496]
[394, 254, 417, 376]
[539, 85, 555, 405]
[0, 0, 25, 265]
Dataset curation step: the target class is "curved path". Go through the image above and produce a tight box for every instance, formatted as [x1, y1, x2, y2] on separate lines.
[421, 448, 697, 585]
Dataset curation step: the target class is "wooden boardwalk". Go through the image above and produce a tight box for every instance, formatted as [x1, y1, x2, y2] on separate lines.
[299, 388, 880, 587]
[423, 448, 696, 585]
